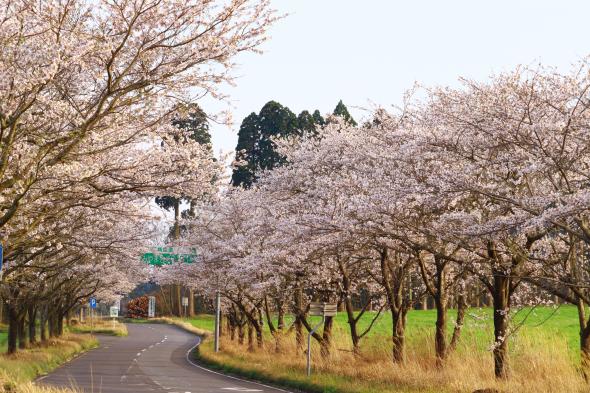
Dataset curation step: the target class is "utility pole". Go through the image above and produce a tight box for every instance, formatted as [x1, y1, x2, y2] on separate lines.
[214, 291, 221, 352]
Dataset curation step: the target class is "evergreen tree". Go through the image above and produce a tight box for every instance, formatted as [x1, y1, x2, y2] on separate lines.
[297, 110, 317, 136]
[156, 104, 212, 216]
[312, 109, 326, 127]
[332, 99, 357, 126]
[231, 112, 260, 188]
[256, 101, 298, 171]
[231, 102, 331, 188]
[171, 104, 211, 146]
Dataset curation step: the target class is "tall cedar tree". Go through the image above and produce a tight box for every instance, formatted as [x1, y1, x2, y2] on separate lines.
[231, 112, 260, 188]
[256, 101, 298, 171]
[231, 101, 334, 188]
[156, 104, 212, 217]
[332, 100, 357, 126]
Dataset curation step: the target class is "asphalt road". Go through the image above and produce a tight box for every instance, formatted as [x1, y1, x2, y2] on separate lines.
[38, 323, 290, 393]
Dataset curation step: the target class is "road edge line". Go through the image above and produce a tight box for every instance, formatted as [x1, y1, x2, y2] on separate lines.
[184, 336, 295, 393]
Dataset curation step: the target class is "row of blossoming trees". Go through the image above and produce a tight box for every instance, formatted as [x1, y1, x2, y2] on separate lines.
[0, 0, 275, 354]
[178, 62, 590, 379]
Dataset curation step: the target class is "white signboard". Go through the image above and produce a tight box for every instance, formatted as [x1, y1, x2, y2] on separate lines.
[309, 302, 337, 317]
[182, 297, 189, 307]
[109, 307, 119, 318]
[148, 296, 156, 318]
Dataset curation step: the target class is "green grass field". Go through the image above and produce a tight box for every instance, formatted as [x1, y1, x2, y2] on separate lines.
[180, 305, 582, 357]
[142, 306, 587, 392]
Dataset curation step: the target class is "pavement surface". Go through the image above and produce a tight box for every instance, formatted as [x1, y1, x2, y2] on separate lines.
[38, 323, 290, 393]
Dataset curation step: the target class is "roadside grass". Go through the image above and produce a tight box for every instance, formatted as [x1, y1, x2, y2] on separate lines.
[170, 314, 215, 333]
[124, 316, 211, 337]
[67, 319, 128, 337]
[0, 333, 95, 393]
[181, 306, 587, 393]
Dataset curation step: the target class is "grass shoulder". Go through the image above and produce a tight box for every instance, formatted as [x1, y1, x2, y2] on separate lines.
[0, 333, 98, 393]
[67, 319, 128, 337]
[167, 307, 587, 393]
[124, 316, 211, 337]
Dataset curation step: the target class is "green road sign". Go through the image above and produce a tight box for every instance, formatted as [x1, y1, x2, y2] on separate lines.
[142, 246, 197, 266]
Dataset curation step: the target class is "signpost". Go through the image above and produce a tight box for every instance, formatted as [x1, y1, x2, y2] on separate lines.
[110, 306, 119, 330]
[148, 296, 156, 318]
[89, 297, 97, 335]
[181, 297, 189, 317]
[307, 302, 337, 376]
[141, 246, 197, 266]
[214, 291, 221, 352]
[0, 243, 4, 279]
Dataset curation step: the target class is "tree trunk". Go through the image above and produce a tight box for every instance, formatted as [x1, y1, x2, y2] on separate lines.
[263, 297, 280, 352]
[581, 322, 590, 375]
[339, 258, 360, 354]
[294, 287, 304, 351]
[40, 308, 47, 343]
[28, 306, 37, 345]
[227, 312, 236, 341]
[175, 284, 182, 317]
[247, 323, 254, 352]
[18, 315, 27, 349]
[320, 316, 333, 358]
[391, 308, 406, 363]
[380, 247, 408, 364]
[57, 313, 64, 336]
[492, 273, 510, 379]
[344, 295, 360, 353]
[188, 289, 195, 317]
[449, 292, 467, 352]
[277, 300, 284, 330]
[48, 314, 55, 338]
[434, 295, 447, 365]
[255, 325, 263, 349]
[7, 306, 18, 355]
[238, 322, 245, 345]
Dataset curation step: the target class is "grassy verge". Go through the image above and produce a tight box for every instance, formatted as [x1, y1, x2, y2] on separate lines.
[124, 316, 210, 337]
[0, 333, 97, 393]
[67, 319, 128, 337]
[179, 306, 588, 393]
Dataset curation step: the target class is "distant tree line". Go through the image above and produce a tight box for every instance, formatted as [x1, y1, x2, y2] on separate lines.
[231, 100, 356, 188]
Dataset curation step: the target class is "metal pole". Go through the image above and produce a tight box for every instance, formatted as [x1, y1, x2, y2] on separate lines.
[214, 291, 221, 352]
[307, 315, 325, 377]
[90, 307, 94, 335]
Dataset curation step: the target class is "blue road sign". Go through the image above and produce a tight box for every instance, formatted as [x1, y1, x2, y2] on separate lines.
[89, 298, 97, 309]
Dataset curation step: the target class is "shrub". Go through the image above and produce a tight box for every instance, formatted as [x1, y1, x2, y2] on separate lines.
[126, 296, 149, 319]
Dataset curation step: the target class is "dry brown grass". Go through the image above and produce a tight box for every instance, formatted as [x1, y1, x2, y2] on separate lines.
[11, 383, 79, 393]
[68, 319, 127, 337]
[196, 329, 586, 393]
[150, 317, 211, 337]
[0, 334, 95, 393]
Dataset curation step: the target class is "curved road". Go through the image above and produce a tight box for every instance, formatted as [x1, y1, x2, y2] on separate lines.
[39, 323, 290, 393]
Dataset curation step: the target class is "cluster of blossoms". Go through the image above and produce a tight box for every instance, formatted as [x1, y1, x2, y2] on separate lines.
[0, 0, 275, 354]
[178, 61, 590, 378]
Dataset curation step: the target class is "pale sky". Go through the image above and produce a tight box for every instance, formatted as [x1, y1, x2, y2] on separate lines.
[207, 0, 590, 155]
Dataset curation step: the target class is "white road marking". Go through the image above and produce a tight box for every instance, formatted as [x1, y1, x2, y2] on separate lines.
[184, 336, 293, 393]
[222, 388, 263, 392]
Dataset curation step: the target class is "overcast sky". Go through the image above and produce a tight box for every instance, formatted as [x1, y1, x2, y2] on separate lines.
[206, 0, 590, 155]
